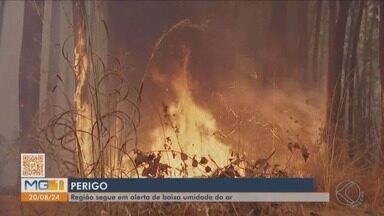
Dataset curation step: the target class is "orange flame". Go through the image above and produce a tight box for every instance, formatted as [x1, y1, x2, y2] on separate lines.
[150, 47, 231, 177]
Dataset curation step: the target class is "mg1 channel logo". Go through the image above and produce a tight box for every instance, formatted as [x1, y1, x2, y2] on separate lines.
[20, 153, 68, 202]
[21, 178, 67, 192]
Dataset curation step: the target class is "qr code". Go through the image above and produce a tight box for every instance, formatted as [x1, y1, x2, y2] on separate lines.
[21, 153, 45, 177]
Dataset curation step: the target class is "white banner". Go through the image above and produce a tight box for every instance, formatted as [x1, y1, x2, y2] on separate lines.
[68, 192, 329, 202]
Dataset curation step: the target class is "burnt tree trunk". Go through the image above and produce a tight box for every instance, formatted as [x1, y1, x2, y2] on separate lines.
[346, 1, 364, 157]
[363, 2, 375, 149]
[326, 1, 350, 145]
[326, 0, 337, 142]
[46, 1, 61, 119]
[72, 0, 89, 177]
[312, 0, 323, 87]
[296, 1, 309, 85]
[0, 1, 5, 46]
[380, 0, 384, 159]
[19, 1, 44, 144]
[264, 1, 287, 87]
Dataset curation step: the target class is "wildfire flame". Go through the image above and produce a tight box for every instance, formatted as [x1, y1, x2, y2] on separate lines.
[149, 47, 231, 177]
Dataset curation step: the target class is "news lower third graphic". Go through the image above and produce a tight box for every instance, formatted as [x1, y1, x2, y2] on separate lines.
[20, 153, 330, 202]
